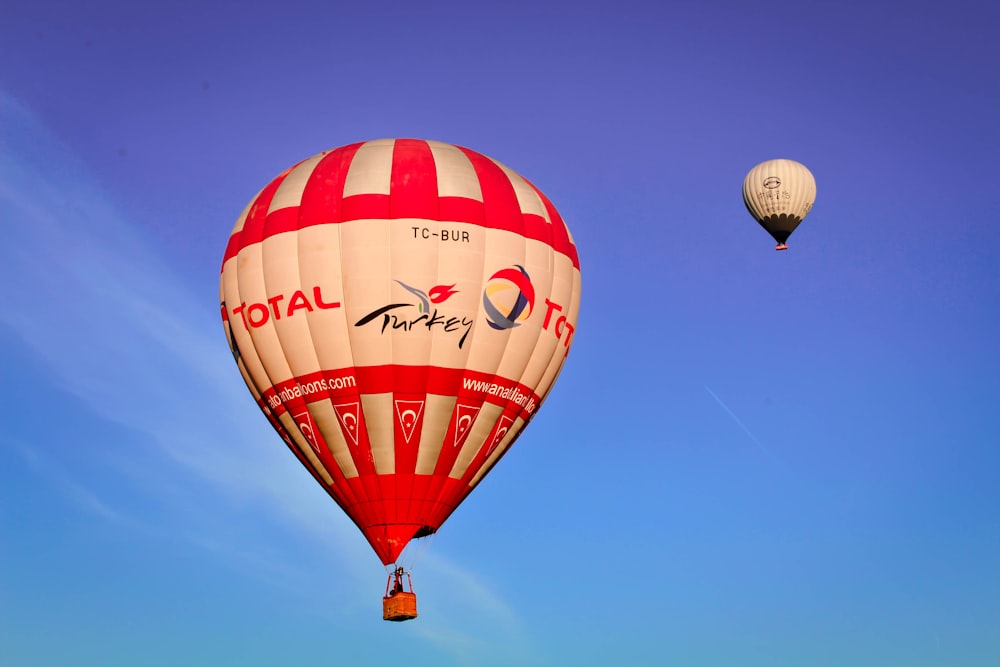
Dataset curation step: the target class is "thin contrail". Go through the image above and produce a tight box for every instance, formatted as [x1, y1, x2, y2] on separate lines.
[704, 385, 779, 462]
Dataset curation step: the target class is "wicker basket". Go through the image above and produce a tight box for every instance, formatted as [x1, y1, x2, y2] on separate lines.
[383, 592, 418, 621]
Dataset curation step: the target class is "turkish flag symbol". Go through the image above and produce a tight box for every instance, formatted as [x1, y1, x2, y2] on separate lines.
[333, 402, 361, 446]
[394, 400, 425, 444]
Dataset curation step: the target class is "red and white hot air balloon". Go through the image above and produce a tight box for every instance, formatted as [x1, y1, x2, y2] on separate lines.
[219, 139, 581, 621]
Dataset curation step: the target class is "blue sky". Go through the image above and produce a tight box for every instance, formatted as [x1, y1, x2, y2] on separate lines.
[2, 1, 998, 665]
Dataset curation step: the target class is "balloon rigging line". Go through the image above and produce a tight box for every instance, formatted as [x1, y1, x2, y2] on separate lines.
[703, 385, 779, 463]
[407, 532, 435, 572]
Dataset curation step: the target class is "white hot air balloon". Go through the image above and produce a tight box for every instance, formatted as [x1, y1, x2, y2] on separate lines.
[742, 159, 816, 250]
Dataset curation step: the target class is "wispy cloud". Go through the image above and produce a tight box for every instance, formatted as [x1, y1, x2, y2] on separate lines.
[9, 437, 130, 526]
[415, 552, 540, 665]
[0, 91, 367, 574]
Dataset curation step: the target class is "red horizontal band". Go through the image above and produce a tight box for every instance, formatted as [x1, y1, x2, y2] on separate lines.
[259, 364, 542, 424]
[221, 140, 579, 269]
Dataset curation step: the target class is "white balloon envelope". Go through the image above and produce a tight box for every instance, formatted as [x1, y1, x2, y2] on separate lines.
[742, 158, 816, 250]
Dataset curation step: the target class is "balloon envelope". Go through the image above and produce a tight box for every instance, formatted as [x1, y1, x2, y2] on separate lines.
[220, 139, 581, 565]
[742, 159, 816, 249]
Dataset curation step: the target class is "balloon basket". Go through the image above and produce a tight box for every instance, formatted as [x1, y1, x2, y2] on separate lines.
[383, 567, 418, 622]
[383, 591, 418, 622]
[775, 243, 789, 251]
